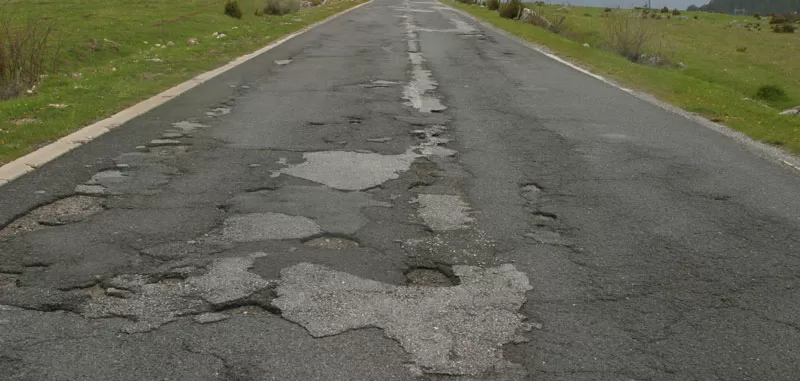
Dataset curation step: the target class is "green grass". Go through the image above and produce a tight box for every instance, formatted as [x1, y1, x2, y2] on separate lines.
[0, 0, 364, 165]
[447, 1, 800, 154]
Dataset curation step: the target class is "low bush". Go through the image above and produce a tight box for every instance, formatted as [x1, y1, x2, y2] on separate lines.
[660, 6, 669, 13]
[755, 85, 788, 102]
[264, 0, 302, 15]
[671, 9, 680, 15]
[753, 13, 760, 19]
[487, 0, 500, 11]
[772, 23, 797, 33]
[498, 0, 523, 19]
[735, 46, 747, 52]
[224, 0, 243, 19]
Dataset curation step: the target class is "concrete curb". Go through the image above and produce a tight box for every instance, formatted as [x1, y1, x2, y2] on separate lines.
[441, 3, 800, 174]
[0, 0, 372, 186]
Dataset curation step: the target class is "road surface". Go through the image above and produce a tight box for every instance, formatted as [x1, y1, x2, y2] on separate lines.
[1, 0, 799, 379]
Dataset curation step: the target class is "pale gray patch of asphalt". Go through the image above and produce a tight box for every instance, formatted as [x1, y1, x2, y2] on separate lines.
[227, 185, 390, 234]
[273, 262, 532, 377]
[275, 149, 419, 190]
[221, 212, 323, 242]
[414, 193, 474, 231]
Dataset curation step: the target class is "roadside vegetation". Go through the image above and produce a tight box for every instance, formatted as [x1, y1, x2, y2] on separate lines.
[0, 0, 363, 165]
[448, 0, 800, 153]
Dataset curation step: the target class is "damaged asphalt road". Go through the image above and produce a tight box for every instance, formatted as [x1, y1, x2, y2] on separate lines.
[2, 0, 800, 380]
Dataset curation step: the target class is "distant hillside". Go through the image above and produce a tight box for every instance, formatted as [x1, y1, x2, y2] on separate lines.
[690, 0, 800, 14]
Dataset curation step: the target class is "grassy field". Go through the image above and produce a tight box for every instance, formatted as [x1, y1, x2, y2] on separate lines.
[447, 1, 800, 154]
[0, 0, 363, 165]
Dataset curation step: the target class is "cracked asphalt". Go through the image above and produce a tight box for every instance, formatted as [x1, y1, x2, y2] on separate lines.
[2, 0, 800, 380]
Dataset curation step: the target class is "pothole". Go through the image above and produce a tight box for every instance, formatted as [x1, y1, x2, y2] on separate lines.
[524, 230, 567, 246]
[206, 107, 231, 117]
[532, 212, 557, 226]
[172, 121, 208, 132]
[405, 268, 454, 287]
[0, 196, 105, 239]
[520, 183, 542, 201]
[304, 236, 360, 250]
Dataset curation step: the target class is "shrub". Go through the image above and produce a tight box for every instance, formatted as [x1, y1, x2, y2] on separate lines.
[584, 13, 592, 17]
[264, 0, 301, 15]
[671, 9, 680, 15]
[224, 0, 243, 19]
[735, 46, 747, 52]
[772, 23, 797, 33]
[755, 85, 788, 101]
[604, 12, 653, 62]
[770, 14, 787, 24]
[534, 1, 546, 5]
[0, 14, 60, 100]
[309, 0, 324, 5]
[487, 0, 500, 10]
[604, 7, 612, 12]
[753, 13, 760, 19]
[693, 15, 698, 19]
[660, 6, 669, 13]
[499, 0, 523, 19]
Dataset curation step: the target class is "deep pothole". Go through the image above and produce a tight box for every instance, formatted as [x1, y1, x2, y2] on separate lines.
[0, 196, 105, 239]
[405, 267, 457, 287]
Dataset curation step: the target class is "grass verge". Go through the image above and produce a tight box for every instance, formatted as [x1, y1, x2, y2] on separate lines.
[446, 1, 800, 154]
[0, 0, 365, 165]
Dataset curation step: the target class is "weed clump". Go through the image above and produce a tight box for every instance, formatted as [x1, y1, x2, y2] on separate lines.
[755, 85, 788, 102]
[487, 0, 500, 11]
[264, 0, 302, 15]
[224, 0, 243, 19]
[604, 12, 652, 62]
[498, 0, 523, 19]
[0, 15, 60, 100]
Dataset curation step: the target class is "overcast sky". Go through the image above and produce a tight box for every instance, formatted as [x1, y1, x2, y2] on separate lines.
[545, 0, 707, 10]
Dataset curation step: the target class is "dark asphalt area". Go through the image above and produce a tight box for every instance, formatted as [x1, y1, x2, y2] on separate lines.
[1, 0, 799, 380]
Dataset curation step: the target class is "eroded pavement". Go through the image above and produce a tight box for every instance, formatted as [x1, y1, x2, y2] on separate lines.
[3, 0, 800, 380]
